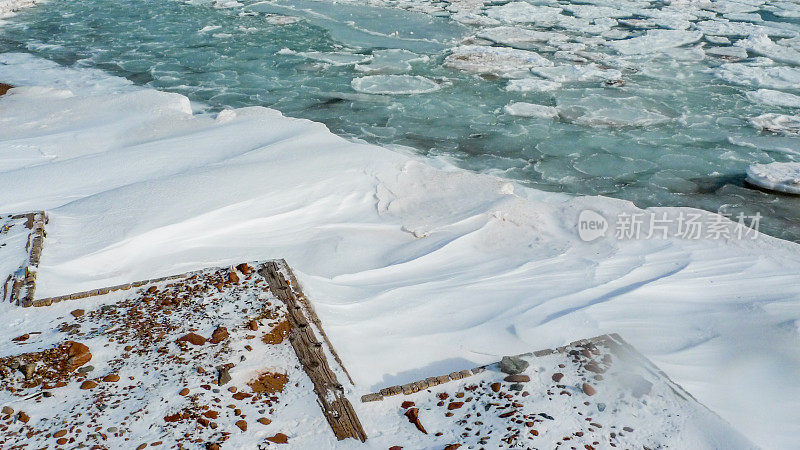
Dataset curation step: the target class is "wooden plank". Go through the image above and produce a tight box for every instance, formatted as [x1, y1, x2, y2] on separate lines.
[260, 260, 367, 442]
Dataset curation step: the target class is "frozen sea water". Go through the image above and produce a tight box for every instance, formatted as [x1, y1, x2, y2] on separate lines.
[1, 0, 800, 241]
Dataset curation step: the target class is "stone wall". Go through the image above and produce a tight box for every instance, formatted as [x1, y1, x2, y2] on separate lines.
[360, 334, 632, 403]
[3, 211, 47, 307]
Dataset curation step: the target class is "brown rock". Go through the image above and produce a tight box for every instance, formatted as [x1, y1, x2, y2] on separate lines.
[262, 321, 291, 345]
[444, 445, 461, 450]
[2, 406, 13, 415]
[209, 327, 229, 344]
[257, 417, 271, 425]
[235, 420, 247, 431]
[102, 374, 120, 382]
[490, 382, 501, 392]
[232, 392, 252, 400]
[552, 372, 564, 383]
[236, 263, 253, 274]
[0, 84, 13, 97]
[400, 401, 415, 409]
[70, 309, 85, 318]
[177, 333, 206, 346]
[228, 271, 240, 284]
[266, 433, 289, 444]
[206, 444, 220, 450]
[248, 320, 259, 331]
[54, 430, 67, 438]
[57, 438, 68, 445]
[164, 413, 181, 423]
[404, 407, 427, 434]
[202, 411, 218, 419]
[65, 341, 92, 372]
[18, 411, 30, 423]
[147, 286, 158, 294]
[504, 374, 530, 383]
[80, 380, 98, 390]
[447, 402, 464, 410]
[11, 334, 29, 342]
[179, 388, 189, 396]
[389, 447, 402, 450]
[582, 383, 595, 396]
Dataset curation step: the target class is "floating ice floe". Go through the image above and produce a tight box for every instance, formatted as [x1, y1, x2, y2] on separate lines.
[715, 62, 800, 89]
[750, 113, 800, 135]
[486, 2, 563, 26]
[450, 12, 501, 27]
[503, 101, 559, 118]
[264, 14, 300, 25]
[444, 45, 553, 77]
[746, 162, 800, 194]
[351, 75, 440, 94]
[531, 63, 622, 83]
[746, 89, 800, 108]
[355, 49, 427, 74]
[705, 46, 749, 59]
[561, 4, 631, 19]
[695, 19, 797, 38]
[477, 26, 567, 48]
[607, 29, 703, 55]
[299, 51, 372, 66]
[735, 34, 800, 65]
[557, 93, 672, 127]
[505, 78, 562, 92]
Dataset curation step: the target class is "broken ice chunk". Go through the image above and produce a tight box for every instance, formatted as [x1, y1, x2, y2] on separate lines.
[607, 30, 702, 55]
[503, 102, 559, 118]
[444, 45, 553, 78]
[351, 75, 440, 95]
[746, 89, 800, 108]
[746, 162, 800, 195]
[750, 113, 800, 135]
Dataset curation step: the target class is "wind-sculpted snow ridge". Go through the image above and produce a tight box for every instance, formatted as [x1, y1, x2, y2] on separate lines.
[1, 53, 800, 447]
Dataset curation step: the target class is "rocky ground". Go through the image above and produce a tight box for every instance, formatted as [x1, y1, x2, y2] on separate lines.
[359, 337, 755, 449]
[0, 264, 334, 449]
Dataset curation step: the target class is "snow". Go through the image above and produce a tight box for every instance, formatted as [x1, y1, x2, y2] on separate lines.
[1, 53, 800, 448]
[746, 162, 800, 195]
[351, 75, 440, 95]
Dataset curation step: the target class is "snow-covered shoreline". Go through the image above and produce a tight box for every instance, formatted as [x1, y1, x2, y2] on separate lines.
[1, 52, 800, 447]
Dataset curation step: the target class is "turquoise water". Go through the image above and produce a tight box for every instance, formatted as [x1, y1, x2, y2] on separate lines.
[2, 0, 800, 241]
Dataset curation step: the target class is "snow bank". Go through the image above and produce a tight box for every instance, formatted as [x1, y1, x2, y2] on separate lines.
[2, 53, 800, 448]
